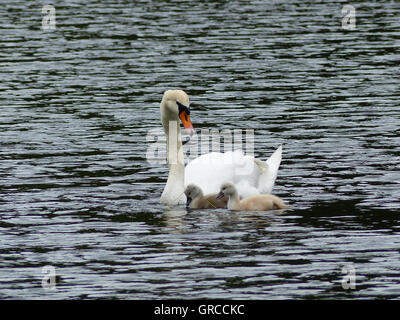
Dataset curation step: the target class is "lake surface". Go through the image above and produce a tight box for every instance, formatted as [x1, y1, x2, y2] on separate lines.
[0, 0, 399, 299]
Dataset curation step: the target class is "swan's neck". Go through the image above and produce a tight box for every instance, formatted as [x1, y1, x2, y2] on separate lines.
[161, 119, 185, 204]
[227, 191, 241, 210]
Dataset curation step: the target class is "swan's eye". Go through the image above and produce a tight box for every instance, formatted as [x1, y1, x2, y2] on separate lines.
[177, 101, 194, 138]
[177, 101, 190, 115]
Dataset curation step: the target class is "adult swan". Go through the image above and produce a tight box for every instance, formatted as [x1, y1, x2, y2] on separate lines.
[160, 89, 282, 205]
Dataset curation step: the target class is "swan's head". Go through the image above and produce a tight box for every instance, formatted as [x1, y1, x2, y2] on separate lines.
[216, 182, 236, 199]
[161, 90, 194, 135]
[184, 184, 203, 207]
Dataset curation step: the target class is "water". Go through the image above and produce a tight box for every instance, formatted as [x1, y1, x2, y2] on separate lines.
[0, 0, 399, 299]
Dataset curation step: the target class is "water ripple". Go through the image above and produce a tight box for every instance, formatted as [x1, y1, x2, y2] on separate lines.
[0, 0, 399, 299]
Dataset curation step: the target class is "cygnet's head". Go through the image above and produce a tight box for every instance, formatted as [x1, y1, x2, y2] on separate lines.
[184, 184, 203, 207]
[217, 182, 237, 199]
[161, 90, 194, 135]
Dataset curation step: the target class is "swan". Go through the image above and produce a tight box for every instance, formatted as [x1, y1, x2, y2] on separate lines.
[217, 182, 290, 211]
[159, 89, 283, 205]
[184, 184, 228, 209]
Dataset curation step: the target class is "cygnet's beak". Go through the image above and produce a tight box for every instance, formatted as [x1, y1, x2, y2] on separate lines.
[186, 196, 192, 207]
[216, 191, 224, 200]
[177, 101, 195, 136]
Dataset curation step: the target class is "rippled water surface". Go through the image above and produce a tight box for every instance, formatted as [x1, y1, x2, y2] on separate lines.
[1, 0, 400, 299]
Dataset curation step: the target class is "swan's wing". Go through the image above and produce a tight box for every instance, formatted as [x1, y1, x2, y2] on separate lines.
[185, 146, 282, 197]
[256, 145, 282, 194]
[185, 150, 260, 196]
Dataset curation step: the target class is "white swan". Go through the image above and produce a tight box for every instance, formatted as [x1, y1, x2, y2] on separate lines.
[160, 89, 283, 205]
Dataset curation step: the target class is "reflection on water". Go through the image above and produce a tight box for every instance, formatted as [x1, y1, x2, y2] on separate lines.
[0, 0, 399, 299]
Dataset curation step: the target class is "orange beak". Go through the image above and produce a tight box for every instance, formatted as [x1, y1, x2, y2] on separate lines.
[179, 111, 194, 135]
[177, 101, 195, 136]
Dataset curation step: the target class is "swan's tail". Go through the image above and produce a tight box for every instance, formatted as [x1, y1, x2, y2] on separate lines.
[273, 199, 290, 209]
[255, 145, 283, 194]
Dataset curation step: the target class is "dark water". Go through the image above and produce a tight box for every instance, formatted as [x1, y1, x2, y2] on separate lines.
[1, 0, 400, 299]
